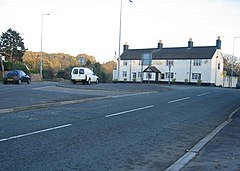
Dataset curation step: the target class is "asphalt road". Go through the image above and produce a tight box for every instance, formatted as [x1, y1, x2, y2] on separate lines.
[0, 82, 239, 171]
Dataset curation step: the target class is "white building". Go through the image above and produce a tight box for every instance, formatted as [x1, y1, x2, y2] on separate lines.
[113, 37, 229, 87]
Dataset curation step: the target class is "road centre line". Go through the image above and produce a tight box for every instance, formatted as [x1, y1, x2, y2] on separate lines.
[32, 86, 55, 90]
[0, 124, 72, 142]
[197, 92, 210, 97]
[111, 92, 155, 98]
[105, 105, 154, 118]
[168, 97, 190, 104]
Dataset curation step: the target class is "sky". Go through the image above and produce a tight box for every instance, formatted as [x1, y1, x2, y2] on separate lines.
[1, 0, 240, 63]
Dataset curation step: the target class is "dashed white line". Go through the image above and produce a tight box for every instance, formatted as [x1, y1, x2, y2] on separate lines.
[197, 92, 210, 97]
[168, 97, 190, 104]
[0, 124, 72, 142]
[105, 105, 154, 118]
[32, 86, 55, 90]
[111, 92, 155, 98]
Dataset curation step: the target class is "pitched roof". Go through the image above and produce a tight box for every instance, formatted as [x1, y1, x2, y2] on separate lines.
[143, 66, 161, 73]
[120, 46, 218, 60]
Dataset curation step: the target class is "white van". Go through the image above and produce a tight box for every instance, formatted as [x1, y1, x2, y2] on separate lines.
[71, 67, 98, 84]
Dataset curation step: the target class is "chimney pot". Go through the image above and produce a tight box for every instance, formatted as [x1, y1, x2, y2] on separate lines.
[188, 38, 193, 48]
[123, 42, 129, 52]
[158, 40, 163, 49]
[216, 36, 221, 49]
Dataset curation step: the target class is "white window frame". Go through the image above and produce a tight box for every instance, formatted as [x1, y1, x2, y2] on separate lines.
[146, 72, 152, 79]
[166, 60, 174, 66]
[165, 72, 174, 79]
[122, 71, 127, 78]
[138, 72, 142, 78]
[192, 73, 201, 80]
[132, 72, 137, 79]
[193, 60, 202, 66]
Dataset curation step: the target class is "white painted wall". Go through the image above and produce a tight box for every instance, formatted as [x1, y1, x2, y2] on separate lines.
[209, 50, 224, 86]
[223, 76, 238, 88]
[113, 53, 225, 86]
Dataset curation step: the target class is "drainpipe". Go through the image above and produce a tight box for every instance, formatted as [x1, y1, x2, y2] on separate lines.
[215, 56, 218, 86]
[189, 59, 192, 83]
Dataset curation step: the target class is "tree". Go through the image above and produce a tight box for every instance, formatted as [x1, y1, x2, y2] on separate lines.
[0, 28, 26, 62]
[223, 53, 240, 78]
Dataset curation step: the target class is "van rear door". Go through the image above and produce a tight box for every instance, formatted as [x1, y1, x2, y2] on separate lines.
[71, 68, 85, 80]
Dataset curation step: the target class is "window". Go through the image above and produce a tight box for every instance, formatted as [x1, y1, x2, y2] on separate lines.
[138, 72, 142, 78]
[165, 72, 174, 79]
[123, 60, 127, 66]
[122, 71, 127, 77]
[218, 63, 220, 70]
[138, 60, 141, 66]
[161, 73, 165, 79]
[192, 73, 201, 80]
[73, 69, 78, 74]
[193, 60, 202, 66]
[132, 72, 136, 79]
[146, 72, 152, 79]
[79, 69, 84, 74]
[166, 60, 174, 66]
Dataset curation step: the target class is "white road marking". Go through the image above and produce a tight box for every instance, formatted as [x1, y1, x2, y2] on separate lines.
[105, 105, 154, 118]
[0, 124, 72, 142]
[111, 92, 155, 98]
[197, 92, 210, 97]
[165, 106, 240, 171]
[32, 86, 55, 90]
[168, 97, 190, 104]
[228, 106, 240, 119]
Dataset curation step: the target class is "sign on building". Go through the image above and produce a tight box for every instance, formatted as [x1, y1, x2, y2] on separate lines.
[141, 53, 152, 85]
[142, 53, 152, 66]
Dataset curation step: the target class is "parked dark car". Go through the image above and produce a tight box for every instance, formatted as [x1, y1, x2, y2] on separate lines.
[3, 70, 31, 84]
[236, 82, 240, 89]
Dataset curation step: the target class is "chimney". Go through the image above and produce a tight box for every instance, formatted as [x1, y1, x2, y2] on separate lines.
[188, 38, 193, 48]
[123, 42, 129, 52]
[157, 40, 163, 49]
[216, 36, 221, 49]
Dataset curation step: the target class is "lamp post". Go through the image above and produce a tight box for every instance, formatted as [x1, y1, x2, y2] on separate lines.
[40, 13, 50, 77]
[231, 36, 240, 88]
[117, 0, 123, 81]
[117, 0, 132, 81]
[0, 54, 5, 78]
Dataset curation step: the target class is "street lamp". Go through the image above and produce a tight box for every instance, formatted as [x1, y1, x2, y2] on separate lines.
[231, 36, 240, 88]
[117, 0, 123, 80]
[40, 13, 50, 77]
[117, 0, 132, 80]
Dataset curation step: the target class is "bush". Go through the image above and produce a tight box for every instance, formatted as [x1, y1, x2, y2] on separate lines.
[197, 79, 202, 85]
[171, 78, 176, 84]
[3, 61, 30, 75]
[43, 68, 55, 79]
[56, 66, 72, 80]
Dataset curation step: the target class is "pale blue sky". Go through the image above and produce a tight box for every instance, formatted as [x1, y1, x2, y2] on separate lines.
[1, 0, 240, 63]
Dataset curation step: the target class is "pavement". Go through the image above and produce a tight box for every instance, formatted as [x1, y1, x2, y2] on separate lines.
[166, 107, 240, 171]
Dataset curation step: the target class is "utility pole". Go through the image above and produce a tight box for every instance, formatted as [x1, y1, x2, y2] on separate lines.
[0, 54, 5, 78]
